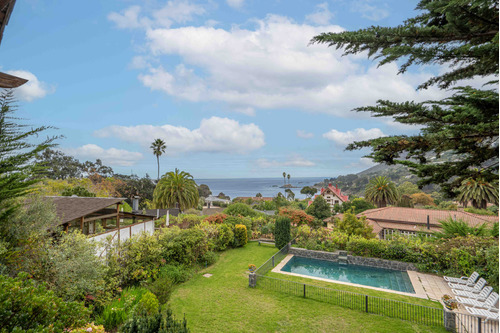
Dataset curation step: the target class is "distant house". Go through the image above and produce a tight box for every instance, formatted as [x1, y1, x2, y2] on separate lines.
[308, 184, 349, 211]
[234, 196, 274, 202]
[328, 207, 499, 239]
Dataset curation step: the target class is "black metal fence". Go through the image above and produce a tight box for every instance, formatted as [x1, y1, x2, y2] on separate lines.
[455, 312, 499, 333]
[256, 275, 443, 327]
[254, 241, 290, 276]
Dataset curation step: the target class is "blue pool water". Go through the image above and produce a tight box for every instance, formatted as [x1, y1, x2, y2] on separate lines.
[281, 256, 415, 293]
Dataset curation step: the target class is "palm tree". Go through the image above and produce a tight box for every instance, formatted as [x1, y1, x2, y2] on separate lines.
[153, 168, 199, 212]
[150, 138, 167, 181]
[282, 172, 286, 185]
[287, 174, 290, 185]
[365, 176, 399, 208]
[457, 176, 499, 209]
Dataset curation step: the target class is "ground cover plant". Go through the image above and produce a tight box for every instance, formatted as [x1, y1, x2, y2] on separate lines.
[168, 242, 447, 333]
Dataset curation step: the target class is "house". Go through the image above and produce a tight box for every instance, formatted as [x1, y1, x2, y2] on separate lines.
[328, 207, 499, 239]
[308, 184, 349, 211]
[45, 196, 154, 236]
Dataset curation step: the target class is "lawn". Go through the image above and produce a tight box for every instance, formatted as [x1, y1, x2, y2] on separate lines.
[169, 242, 447, 332]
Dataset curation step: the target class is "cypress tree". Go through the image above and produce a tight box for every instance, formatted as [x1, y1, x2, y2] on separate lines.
[274, 216, 291, 249]
[311, 0, 499, 196]
[0, 90, 57, 241]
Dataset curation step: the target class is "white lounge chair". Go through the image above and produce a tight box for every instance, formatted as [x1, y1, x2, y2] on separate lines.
[453, 286, 493, 301]
[466, 306, 499, 322]
[457, 292, 499, 311]
[449, 278, 487, 293]
[444, 271, 479, 286]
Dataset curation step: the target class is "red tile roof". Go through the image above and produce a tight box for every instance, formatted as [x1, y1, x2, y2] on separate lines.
[358, 207, 498, 235]
[320, 184, 349, 202]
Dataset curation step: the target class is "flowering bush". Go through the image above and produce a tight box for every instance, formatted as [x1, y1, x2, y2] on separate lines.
[203, 213, 227, 224]
[69, 322, 106, 333]
[233, 224, 248, 247]
[278, 208, 315, 226]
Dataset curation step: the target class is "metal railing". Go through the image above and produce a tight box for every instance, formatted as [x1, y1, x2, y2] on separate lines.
[255, 275, 443, 327]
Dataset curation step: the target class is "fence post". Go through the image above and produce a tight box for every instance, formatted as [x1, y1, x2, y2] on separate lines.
[478, 317, 482, 333]
[249, 273, 257, 288]
[365, 295, 369, 313]
[272, 256, 275, 267]
[443, 309, 456, 332]
[303, 284, 306, 298]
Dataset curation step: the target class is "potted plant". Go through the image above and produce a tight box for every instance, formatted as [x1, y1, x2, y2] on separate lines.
[442, 295, 458, 310]
[248, 264, 257, 273]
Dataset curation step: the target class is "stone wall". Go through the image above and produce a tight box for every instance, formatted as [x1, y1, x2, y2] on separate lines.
[289, 247, 417, 271]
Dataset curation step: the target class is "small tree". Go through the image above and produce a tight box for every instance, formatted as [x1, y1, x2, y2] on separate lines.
[255, 192, 263, 198]
[335, 209, 374, 239]
[274, 216, 291, 249]
[410, 192, 435, 206]
[300, 186, 318, 198]
[306, 195, 332, 220]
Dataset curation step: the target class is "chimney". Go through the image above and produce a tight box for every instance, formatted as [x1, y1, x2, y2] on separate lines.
[336, 184, 338, 189]
[329, 183, 332, 187]
[132, 196, 140, 212]
[427, 215, 430, 230]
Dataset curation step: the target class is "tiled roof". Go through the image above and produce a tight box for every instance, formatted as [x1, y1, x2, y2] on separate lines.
[45, 196, 125, 225]
[320, 184, 349, 202]
[359, 207, 498, 229]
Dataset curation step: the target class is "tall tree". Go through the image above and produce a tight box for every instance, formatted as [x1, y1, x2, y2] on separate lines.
[0, 90, 57, 239]
[153, 168, 199, 212]
[282, 172, 286, 185]
[457, 174, 499, 209]
[287, 174, 290, 185]
[300, 186, 318, 198]
[306, 195, 332, 220]
[365, 176, 399, 208]
[311, 0, 499, 196]
[150, 138, 167, 181]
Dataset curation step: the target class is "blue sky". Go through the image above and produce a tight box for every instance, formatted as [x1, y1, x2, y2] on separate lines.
[2, 0, 449, 178]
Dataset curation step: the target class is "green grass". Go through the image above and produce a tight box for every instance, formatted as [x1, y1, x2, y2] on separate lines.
[169, 242, 447, 333]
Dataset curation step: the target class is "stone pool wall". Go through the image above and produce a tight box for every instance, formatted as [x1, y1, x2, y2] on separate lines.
[288, 247, 417, 271]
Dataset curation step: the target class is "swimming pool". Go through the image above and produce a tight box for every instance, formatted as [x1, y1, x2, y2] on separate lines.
[280, 256, 415, 293]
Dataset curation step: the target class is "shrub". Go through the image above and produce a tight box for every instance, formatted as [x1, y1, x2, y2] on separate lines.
[199, 251, 218, 266]
[0, 273, 90, 332]
[97, 287, 149, 331]
[159, 228, 208, 266]
[253, 200, 277, 211]
[159, 264, 192, 285]
[216, 224, 234, 251]
[195, 222, 219, 251]
[203, 213, 227, 224]
[339, 198, 376, 214]
[346, 237, 387, 257]
[233, 224, 248, 247]
[433, 218, 489, 239]
[147, 276, 173, 304]
[274, 216, 291, 249]
[223, 203, 260, 217]
[410, 193, 435, 206]
[260, 222, 275, 237]
[136, 291, 160, 316]
[107, 233, 163, 287]
[177, 214, 203, 228]
[223, 216, 252, 240]
[278, 207, 314, 226]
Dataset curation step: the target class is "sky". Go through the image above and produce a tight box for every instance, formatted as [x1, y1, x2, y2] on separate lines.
[1, 0, 456, 179]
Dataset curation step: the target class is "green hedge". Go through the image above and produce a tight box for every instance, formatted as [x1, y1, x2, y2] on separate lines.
[275, 216, 291, 249]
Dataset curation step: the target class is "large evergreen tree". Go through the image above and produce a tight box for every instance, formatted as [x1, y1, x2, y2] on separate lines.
[0, 90, 57, 235]
[312, 0, 499, 195]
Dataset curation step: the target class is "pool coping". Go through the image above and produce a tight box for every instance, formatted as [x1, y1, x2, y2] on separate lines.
[272, 254, 429, 299]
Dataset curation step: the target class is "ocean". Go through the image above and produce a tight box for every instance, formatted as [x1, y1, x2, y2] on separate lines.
[194, 177, 326, 200]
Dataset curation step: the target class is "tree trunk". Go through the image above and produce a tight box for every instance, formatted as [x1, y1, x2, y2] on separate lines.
[157, 156, 160, 181]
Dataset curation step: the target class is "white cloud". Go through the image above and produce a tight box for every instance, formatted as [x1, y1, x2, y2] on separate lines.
[351, 1, 389, 21]
[297, 130, 314, 139]
[108, 1, 205, 30]
[132, 15, 447, 117]
[6, 70, 53, 102]
[306, 2, 333, 25]
[323, 127, 386, 146]
[94, 116, 265, 154]
[226, 0, 245, 9]
[256, 155, 316, 168]
[64, 144, 143, 167]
